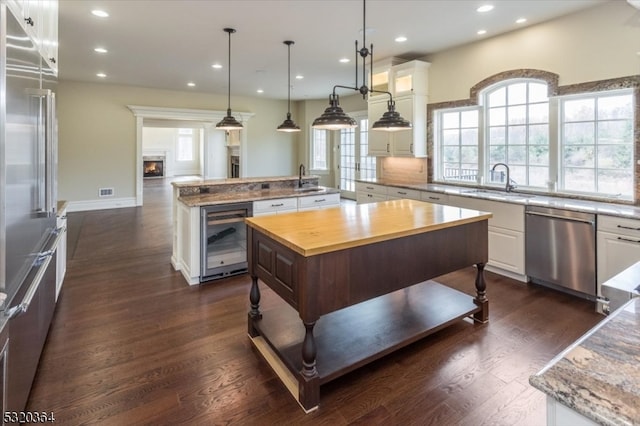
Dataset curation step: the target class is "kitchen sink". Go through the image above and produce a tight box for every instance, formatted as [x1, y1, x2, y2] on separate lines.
[460, 189, 536, 201]
[294, 187, 323, 193]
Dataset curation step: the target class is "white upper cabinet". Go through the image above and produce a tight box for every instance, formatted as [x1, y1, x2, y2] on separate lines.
[367, 60, 430, 158]
[7, 0, 58, 74]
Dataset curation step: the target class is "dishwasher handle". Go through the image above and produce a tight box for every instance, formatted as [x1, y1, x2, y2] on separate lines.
[525, 210, 595, 225]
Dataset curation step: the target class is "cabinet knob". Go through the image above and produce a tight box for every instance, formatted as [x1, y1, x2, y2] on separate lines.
[50, 57, 56, 64]
[25, 17, 34, 26]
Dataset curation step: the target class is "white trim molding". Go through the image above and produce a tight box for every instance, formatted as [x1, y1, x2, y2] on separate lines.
[127, 105, 255, 206]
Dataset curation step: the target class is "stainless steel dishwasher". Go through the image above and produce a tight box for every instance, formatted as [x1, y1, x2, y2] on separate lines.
[525, 206, 596, 299]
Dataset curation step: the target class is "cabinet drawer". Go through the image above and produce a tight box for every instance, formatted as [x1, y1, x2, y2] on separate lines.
[298, 193, 340, 209]
[356, 192, 388, 204]
[598, 215, 640, 237]
[253, 197, 298, 215]
[387, 187, 421, 200]
[355, 182, 388, 196]
[421, 191, 449, 204]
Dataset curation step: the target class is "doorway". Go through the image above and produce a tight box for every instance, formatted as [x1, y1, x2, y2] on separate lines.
[337, 114, 377, 200]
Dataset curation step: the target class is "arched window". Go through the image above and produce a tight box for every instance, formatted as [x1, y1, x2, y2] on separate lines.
[482, 80, 550, 189]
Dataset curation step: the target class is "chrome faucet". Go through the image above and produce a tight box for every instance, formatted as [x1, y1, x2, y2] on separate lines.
[298, 163, 306, 188]
[491, 162, 517, 192]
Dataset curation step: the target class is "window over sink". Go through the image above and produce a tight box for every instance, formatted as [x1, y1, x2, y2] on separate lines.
[433, 73, 636, 201]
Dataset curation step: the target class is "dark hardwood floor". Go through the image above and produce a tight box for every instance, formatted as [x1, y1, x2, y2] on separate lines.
[27, 178, 603, 425]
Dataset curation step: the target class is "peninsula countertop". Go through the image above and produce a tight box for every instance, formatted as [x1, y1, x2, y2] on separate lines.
[529, 297, 640, 426]
[178, 185, 339, 207]
[245, 198, 492, 256]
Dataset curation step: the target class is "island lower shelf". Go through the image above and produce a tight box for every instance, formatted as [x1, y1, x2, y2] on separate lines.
[251, 280, 481, 386]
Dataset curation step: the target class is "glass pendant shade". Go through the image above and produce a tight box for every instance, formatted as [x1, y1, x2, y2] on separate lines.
[277, 40, 301, 132]
[371, 100, 412, 132]
[216, 28, 243, 131]
[312, 94, 357, 130]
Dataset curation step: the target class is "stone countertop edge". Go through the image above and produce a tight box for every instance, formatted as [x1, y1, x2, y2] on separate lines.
[529, 298, 640, 426]
[357, 178, 640, 220]
[171, 175, 318, 188]
[179, 186, 340, 207]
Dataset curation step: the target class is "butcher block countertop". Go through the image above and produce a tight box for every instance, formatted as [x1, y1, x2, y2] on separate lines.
[245, 199, 492, 257]
[530, 297, 640, 426]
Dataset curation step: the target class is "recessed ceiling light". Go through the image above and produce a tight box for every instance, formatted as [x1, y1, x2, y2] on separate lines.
[256, 89, 264, 94]
[295, 75, 304, 80]
[477, 29, 487, 35]
[91, 10, 109, 18]
[476, 4, 494, 13]
[516, 18, 527, 24]
[212, 64, 222, 69]
[339, 58, 350, 63]
[96, 72, 107, 78]
[94, 47, 108, 53]
[395, 36, 407, 43]
[187, 82, 195, 87]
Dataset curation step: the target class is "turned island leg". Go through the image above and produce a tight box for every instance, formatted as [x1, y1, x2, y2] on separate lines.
[299, 320, 320, 411]
[248, 276, 262, 336]
[473, 262, 489, 323]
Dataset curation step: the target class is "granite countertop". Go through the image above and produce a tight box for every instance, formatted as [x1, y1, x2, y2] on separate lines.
[529, 298, 640, 426]
[179, 186, 339, 208]
[358, 178, 640, 220]
[172, 175, 315, 188]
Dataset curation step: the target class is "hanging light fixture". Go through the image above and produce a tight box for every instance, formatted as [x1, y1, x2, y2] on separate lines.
[312, 0, 411, 132]
[216, 28, 243, 130]
[277, 40, 301, 132]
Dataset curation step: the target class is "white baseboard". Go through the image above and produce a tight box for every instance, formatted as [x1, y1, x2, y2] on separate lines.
[66, 197, 137, 212]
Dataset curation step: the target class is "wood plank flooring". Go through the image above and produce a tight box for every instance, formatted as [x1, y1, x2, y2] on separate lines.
[27, 178, 603, 425]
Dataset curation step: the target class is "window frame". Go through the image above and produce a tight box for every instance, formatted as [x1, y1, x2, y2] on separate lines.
[431, 74, 637, 202]
[310, 127, 329, 174]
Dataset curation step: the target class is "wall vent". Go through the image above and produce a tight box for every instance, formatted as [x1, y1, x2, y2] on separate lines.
[99, 188, 114, 197]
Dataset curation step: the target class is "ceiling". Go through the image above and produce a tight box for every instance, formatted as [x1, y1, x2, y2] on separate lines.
[58, 0, 612, 101]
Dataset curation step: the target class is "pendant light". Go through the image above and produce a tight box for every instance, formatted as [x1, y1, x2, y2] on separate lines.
[277, 41, 301, 132]
[312, 0, 411, 132]
[216, 28, 243, 130]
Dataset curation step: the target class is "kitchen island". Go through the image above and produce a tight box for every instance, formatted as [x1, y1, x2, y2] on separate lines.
[245, 199, 492, 411]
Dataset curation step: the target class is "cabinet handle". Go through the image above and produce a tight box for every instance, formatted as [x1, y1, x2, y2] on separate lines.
[617, 224, 640, 231]
[617, 236, 640, 244]
[25, 17, 34, 26]
[314, 199, 326, 203]
[50, 57, 56, 64]
[367, 194, 373, 197]
[410, 143, 413, 153]
[428, 196, 440, 200]
[386, 143, 390, 153]
[366, 186, 374, 190]
[271, 203, 284, 207]
[398, 191, 407, 195]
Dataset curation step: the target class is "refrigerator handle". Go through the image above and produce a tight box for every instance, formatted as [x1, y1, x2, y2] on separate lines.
[26, 88, 55, 217]
[3, 229, 63, 320]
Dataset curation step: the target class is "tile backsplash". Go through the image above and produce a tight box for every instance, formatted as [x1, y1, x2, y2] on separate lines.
[380, 157, 428, 182]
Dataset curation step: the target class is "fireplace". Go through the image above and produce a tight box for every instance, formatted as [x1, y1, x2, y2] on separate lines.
[143, 156, 165, 178]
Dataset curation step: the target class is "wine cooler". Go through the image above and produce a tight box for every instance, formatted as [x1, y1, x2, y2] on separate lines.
[200, 202, 253, 281]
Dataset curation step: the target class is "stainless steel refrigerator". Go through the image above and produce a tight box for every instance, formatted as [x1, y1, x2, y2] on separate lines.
[1, 4, 60, 411]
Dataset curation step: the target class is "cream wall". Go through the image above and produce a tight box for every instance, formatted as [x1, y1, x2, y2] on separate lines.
[56, 81, 296, 205]
[425, 1, 639, 103]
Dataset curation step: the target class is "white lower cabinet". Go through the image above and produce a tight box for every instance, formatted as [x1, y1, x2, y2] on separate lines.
[252, 197, 298, 216]
[447, 194, 525, 280]
[420, 191, 449, 205]
[356, 182, 388, 204]
[546, 397, 598, 426]
[297, 193, 340, 211]
[55, 205, 67, 301]
[597, 215, 640, 287]
[386, 187, 421, 201]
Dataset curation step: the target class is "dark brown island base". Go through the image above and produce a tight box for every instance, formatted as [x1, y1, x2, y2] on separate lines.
[245, 199, 492, 411]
